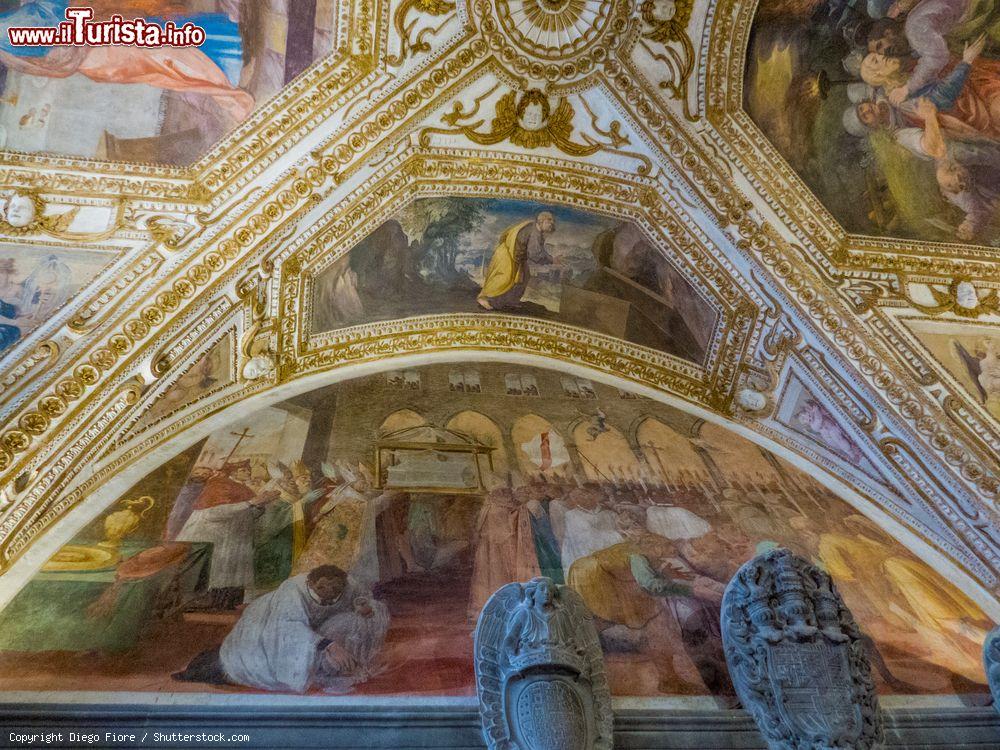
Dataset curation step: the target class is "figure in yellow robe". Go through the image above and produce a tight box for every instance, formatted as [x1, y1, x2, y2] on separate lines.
[477, 212, 555, 310]
[819, 516, 992, 683]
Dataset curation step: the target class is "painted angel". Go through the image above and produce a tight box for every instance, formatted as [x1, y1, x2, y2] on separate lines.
[954, 339, 1000, 417]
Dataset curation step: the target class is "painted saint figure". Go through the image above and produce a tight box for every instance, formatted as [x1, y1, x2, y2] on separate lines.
[476, 211, 555, 311]
[0, 253, 73, 354]
[294, 462, 409, 588]
[955, 338, 1000, 417]
[254, 461, 326, 591]
[174, 565, 389, 693]
[0, 1, 254, 125]
[0, 296, 21, 353]
[468, 485, 541, 619]
[175, 460, 266, 609]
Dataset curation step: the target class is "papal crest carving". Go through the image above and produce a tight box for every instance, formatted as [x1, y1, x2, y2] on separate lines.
[474, 577, 612, 750]
[721, 548, 884, 750]
[984, 626, 1000, 712]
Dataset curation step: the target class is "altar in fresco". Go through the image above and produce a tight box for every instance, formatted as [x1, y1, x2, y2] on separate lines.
[745, 0, 1000, 245]
[0, 2, 336, 165]
[0, 362, 991, 699]
[310, 198, 719, 366]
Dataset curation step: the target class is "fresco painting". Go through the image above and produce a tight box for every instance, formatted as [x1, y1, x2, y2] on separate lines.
[0, 244, 114, 356]
[746, 0, 1000, 245]
[776, 376, 885, 479]
[139, 335, 234, 426]
[311, 198, 719, 365]
[906, 318, 1000, 419]
[0, 362, 991, 699]
[0, 2, 337, 165]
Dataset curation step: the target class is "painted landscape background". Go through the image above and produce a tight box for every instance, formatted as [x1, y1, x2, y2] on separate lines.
[312, 198, 718, 365]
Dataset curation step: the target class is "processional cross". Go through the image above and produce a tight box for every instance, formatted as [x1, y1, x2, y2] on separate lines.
[221, 428, 254, 467]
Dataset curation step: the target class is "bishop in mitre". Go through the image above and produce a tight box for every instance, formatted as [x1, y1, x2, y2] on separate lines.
[295, 462, 401, 586]
[476, 211, 555, 310]
[175, 460, 266, 610]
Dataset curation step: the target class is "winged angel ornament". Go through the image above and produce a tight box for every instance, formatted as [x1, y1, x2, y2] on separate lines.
[474, 577, 612, 750]
[426, 89, 601, 154]
[899, 275, 1000, 318]
[0, 189, 125, 240]
[421, 88, 649, 171]
[721, 548, 884, 750]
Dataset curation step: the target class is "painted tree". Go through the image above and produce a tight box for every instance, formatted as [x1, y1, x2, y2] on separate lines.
[399, 199, 485, 286]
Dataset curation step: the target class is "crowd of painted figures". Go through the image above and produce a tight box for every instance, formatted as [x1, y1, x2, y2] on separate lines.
[162, 451, 991, 695]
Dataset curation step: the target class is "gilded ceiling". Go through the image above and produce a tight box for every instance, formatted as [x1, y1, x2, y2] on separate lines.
[0, 0, 997, 633]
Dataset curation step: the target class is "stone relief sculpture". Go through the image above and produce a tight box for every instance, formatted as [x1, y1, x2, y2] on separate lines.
[474, 576, 612, 750]
[984, 626, 1000, 711]
[721, 548, 884, 749]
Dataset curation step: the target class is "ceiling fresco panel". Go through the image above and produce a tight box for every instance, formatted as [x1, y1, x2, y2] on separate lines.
[745, 0, 1000, 247]
[0, 1, 339, 166]
[309, 197, 720, 366]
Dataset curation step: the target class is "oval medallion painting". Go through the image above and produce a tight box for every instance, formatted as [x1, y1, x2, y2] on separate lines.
[745, 0, 1000, 245]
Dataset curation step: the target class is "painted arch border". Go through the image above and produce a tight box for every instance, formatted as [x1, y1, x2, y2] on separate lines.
[700, 0, 1000, 266]
[3, 347, 998, 631]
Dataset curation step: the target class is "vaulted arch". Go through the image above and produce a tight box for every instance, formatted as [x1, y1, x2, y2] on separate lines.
[0, 0, 995, 731]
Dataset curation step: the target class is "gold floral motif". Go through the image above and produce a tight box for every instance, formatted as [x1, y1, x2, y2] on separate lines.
[387, 0, 457, 67]
[639, 0, 697, 121]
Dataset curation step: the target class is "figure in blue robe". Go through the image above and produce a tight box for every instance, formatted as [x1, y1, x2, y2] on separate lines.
[0, 298, 20, 354]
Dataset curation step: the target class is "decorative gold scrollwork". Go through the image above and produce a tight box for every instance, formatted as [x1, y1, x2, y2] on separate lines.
[639, 0, 698, 121]
[387, 0, 457, 67]
[420, 89, 651, 173]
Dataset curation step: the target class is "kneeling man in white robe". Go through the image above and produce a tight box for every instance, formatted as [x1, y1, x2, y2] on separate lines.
[173, 565, 389, 693]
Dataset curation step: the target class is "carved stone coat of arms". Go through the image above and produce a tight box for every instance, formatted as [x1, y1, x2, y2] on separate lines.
[721, 548, 884, 749]
[474, 576, 612, 750]
[984, 626, 1000, 711]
